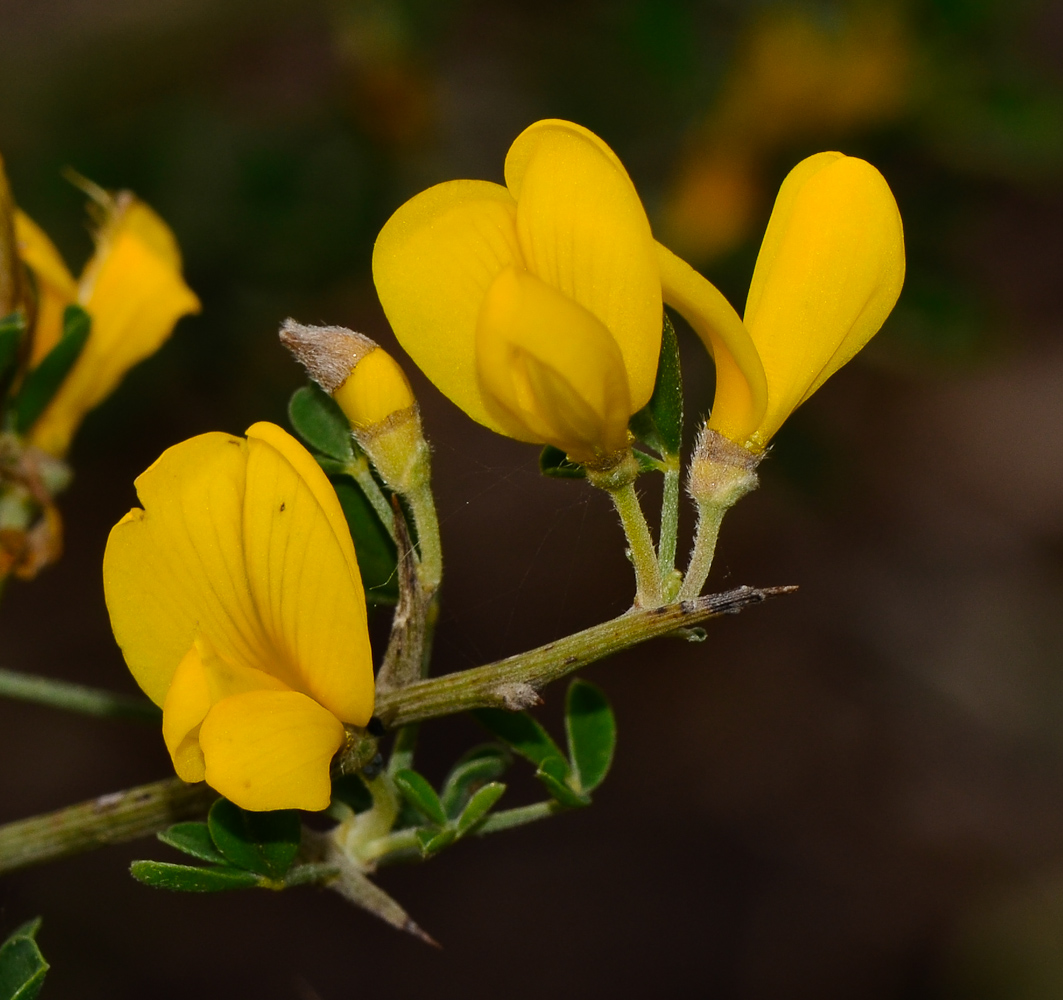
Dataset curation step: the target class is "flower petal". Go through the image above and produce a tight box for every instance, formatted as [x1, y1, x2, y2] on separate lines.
[743, 152, 905, 444]
[476, 267, 631, 463]
[373, 179, 522, 432]
[243, 422, 374, 726]
[14, 211, 77, 365]
[199, 689, 345, 812]
[103, 432, 275, 706]
[656, 242, 768, 448]
[504, 120, 662, 410]
[29, 196, 200, 456]
[161, 644, 212, 783]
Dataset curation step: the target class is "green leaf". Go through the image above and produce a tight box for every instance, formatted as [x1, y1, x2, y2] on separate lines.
[535, 756, 589, 808]
[440, 748, 509, 819]
[473, 709, 568, 772]
[628, 312, 683, 456]
[288, 383, 353, 460]
[130, 860, 262, 892]
[0, 918, 48, 1000]
[0, 312, 25, 390]
[393, 769, 447, 826]
[207, 799, 301, 879]
[565, 679, 616, 794]
[539, 445, 585, 479]
[14, 305, 91, 434]
[331, 478, 398, 604]
[456, 782, 506, 836]
[157, 821, 227, 864]
[415, 826, 456, 858]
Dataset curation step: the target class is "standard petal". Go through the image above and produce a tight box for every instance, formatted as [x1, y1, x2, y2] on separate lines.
[14, 211, 77, 365]
[743, 153, 905, 444]
[199, 689, 345, 812]
[656, 243, 768, 448]
[504, 120, 662, 410]
[103, 433, 274, 706]
[476, 267, 631, 463]
[243, 423, 374, 725]
[372, 179, 522, 432]
[29, 196, 200, 456]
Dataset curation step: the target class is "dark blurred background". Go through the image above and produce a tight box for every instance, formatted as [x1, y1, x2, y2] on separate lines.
[2, 0, 1063, 996]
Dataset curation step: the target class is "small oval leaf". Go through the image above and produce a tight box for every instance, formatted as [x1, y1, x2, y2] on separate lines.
[288, 383, 354, 460]
[393, 769, 447, 826]
[456, 782, 506, 836]
[207, 799, 301, 879]
[473, 709, 568, 773]
[0, 918, 48, 1000]
[157, 821, 226, 864]
[415, 826, 456, 858]
[130, 860, 262, 893]
[565, 679, 616, 794]
[441, 751, 509, 819]
[535, 757, 589, 809]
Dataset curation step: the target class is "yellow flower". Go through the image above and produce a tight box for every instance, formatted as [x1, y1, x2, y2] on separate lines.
[332, 339, 417, 432]
[103, 421, 374, 812]
[659, 150, 905, 451]
[15, 192, 200, 457]
[372, 119, 662, 466]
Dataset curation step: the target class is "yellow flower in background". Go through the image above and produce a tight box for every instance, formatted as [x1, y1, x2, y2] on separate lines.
[372, 119, 662, 466]
[15, 191, 200, 456]
[103, 422, 374, 812]
[660, 151, 905, 451]
[661, 5, 909, 262]
[13, 212, 77, 365]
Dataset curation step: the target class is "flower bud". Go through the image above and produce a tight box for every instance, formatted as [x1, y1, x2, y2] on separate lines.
[280, 319, 428, 494]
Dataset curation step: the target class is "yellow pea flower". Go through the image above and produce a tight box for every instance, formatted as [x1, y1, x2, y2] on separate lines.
[103, 421, 374, 812]
[659, 150, 905, 453]
[372, 118, 662, 467]
[15, 191, 200, 457]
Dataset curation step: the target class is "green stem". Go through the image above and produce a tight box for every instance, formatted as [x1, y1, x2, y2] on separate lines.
[346, 455, 396, 543]
[0, 668, 160, 723]
[607, 481, 662, 607]
[375, 585, 787, 728]
[0, 587, 791, 874]
[658, 457, 681, 599]
[677, 501, 727, 601]
[405, 480, 442, 594]
[0, 778, 215, 875]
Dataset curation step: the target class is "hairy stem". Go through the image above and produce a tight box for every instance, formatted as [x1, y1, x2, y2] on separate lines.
[374, 586, 789, 727]
[346, 455, 396, 543]
[678, 501, 727, 601]
[0, 586, 791, 874]
[607, 481, 662, 607]
[658, 458, 681, 599]
[0, 778, 216, 875]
